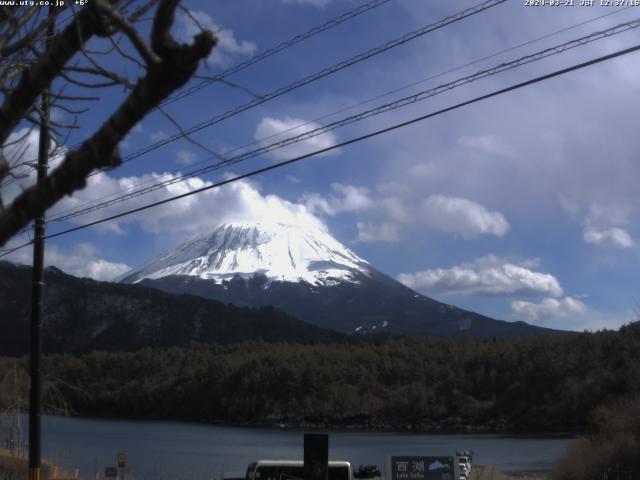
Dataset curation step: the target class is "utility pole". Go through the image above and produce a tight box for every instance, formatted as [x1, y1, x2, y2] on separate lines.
[304, 434, 328, 480]
[29, 8, 54, 480]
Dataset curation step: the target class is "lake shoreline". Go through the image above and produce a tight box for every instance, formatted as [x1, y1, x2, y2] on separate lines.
[5, 414, 570, 480]
[52, 411, 579, 437]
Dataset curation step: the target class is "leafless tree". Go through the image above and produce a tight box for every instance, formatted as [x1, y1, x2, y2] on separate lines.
[0, 0, 217, 247]
[0, 361, 83, 456]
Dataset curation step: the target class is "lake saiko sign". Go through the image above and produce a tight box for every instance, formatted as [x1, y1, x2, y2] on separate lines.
[386, 456, 456, 480]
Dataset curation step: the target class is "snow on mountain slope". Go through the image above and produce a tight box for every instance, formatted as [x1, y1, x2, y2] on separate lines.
[118, 222, 370, 286]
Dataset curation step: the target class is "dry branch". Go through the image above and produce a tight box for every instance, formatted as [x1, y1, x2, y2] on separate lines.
[0, 2, 112, 146]
[0, 0, 216, 246]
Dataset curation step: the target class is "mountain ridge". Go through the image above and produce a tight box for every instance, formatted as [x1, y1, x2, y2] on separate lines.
[120, 221, 569, 338]
[0, 261, 347, 356]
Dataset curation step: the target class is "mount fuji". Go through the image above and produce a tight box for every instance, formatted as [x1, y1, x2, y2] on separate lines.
[119, 221, 564, 338]
[119, 221, 369, 287]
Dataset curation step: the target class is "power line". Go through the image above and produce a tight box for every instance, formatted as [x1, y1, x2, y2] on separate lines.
[4, 0, 510, 226]
[162, 0, 393, 106]
[44, 5, 632, 225]
[48, 16, 640, 224]
[3, 0, 392, 183]
[0, 239, 32, 257]
[0, 40, 633, 255]
[7, 0, 500, 195]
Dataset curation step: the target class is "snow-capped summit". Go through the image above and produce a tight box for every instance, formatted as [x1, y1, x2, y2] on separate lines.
[118, 221, 370, 286]
[118, 221, 563, 339]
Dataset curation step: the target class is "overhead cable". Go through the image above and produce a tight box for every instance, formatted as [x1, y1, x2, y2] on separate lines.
[45, 5, 633, 223]
[49, 17, 640, 224]
[0, 41, 630, 252]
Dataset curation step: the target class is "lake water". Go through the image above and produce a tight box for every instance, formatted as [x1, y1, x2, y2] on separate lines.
[14, 415, 571, 480]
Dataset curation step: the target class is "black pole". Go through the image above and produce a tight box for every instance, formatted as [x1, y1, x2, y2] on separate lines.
[304, 434, 328, 480]
[29, 8, 54, 480]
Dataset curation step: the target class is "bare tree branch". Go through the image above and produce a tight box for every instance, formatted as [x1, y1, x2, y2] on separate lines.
[94, 0, 161, 65]
[107, 34, 146, 69]
[128, 0, 161, 24]
[51, 103, 90, 116]
[157, 104, 226, 161]
[0, 5, 38, 57]
[0, 0, 216, 246]
[0, 8, 56, 58]
[194, 74, 263, 99]
[49, 92, 100, 102]
[63, 64, 134, 87]
[59, 69, 130, 89]
[0, 1, 116, 146]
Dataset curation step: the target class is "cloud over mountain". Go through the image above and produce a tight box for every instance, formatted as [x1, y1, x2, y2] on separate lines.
[421, 195, 509, 238]
[4, 241, 129, 281]
[512, 296, 587, 322]
[397, 255, 562, 297]
[254, 116, 340, 161]
[53, 172, 327, 236]
[583, 227, 634, 249]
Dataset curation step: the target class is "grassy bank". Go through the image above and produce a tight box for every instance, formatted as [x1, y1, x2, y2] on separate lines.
[0, 449, 57, 480]
[471, 466, 549, 480]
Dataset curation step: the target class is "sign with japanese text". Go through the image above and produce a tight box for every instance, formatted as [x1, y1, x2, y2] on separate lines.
[386, 456, 455, 480]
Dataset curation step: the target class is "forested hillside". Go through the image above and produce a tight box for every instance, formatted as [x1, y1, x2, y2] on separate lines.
[2, 323, 639, 432]
[0, 262, 346, 356]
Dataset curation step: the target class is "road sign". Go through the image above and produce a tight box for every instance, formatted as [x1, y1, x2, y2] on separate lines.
[105, 467, 118, 478]
[386, 456, 456, 480]
[117, 453, 126, 468]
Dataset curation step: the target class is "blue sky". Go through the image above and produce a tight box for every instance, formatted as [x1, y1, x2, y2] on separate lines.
[4, 0, 640, 331]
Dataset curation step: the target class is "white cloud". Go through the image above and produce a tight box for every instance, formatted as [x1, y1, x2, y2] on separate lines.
[397, 255, 562, 297]
[421, 195, 509, 238]
[409, 163, 437, 178]
[356, 222, 399, 243]
[583, 227, 634, 249]
[301, 192, 334, 216]
[302, 183, 372, 216]
[1, 129, 41, 206]
[149, 130, 168, 143]
[2, 128, 40, 166]
[380, 196, 410, 223]
[512, 296, 587, 322]
[376, 181, 408, 195]
[586, 202, 632, 228]
[52, 171, 327, 236]
[558, 194, 580, 216]
[1, 128, 65, 206]
[331, 183, 372, 212]
[582, 203, 634, 249]
[176, 149, 197, 166]
[4, 241, 130, 281]
[254, 116, 340, 161]
[286, 174, 302, 183]
[459, 134, 515, 157]
[175, 10, 256, 66]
